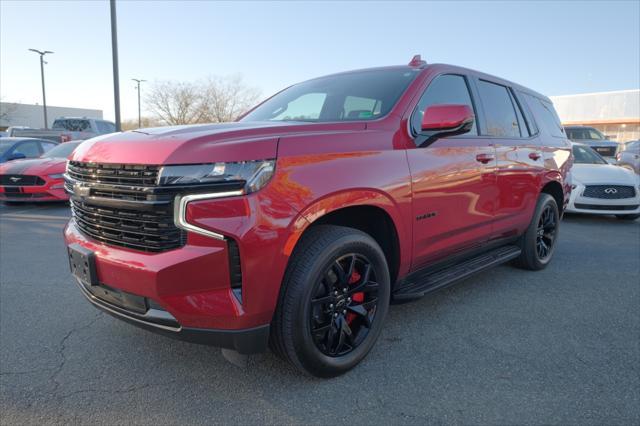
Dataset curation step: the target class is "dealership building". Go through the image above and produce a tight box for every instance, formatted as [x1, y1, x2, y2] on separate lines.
[549, 89, 639, 143]
[0, 102, 103, 130]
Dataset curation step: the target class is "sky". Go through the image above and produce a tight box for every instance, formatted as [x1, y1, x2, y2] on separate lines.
[1, 0, 639, 122]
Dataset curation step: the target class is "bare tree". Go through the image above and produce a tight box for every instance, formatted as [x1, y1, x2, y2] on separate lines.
[201, 74, 261, 123]
[145, 80, 207, 125]
[145, 75, 259, 126]
[121, 116, 161, 131]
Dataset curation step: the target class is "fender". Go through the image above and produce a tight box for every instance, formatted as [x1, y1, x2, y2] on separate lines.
[283, 188, 413, 279]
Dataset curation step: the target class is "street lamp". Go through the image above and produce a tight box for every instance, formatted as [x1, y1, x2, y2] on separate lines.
[132, 79, 146, 128]
[110, 0, 121, 131]
[28, 49, 53, 129]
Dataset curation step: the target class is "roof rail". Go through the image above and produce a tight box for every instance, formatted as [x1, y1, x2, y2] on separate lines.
[408, 54, 427, 68]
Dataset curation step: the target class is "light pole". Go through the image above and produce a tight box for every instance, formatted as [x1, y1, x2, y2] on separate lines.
[110, 0, 121, 131]
[28, 49, 53, 129]
[132, 79, 146, 128]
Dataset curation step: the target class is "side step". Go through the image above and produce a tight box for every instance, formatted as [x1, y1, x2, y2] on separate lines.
[392, 245, 521, 301]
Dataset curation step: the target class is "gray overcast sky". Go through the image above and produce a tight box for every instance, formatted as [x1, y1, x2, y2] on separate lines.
[1, 0, 639, 121]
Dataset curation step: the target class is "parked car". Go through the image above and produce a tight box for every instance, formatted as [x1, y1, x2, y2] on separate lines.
[564, 125, 619, 159]
[11, 117, 116, 143]
[5, 126, 35, 137]
[0, 137, 58, 163]
[616, 140, 640, 174]
[566, 143, 639, 219]
[0, 140, 82, 202]
[63, 58, 571, 377]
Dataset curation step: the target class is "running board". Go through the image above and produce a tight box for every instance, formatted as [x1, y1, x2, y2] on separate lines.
[392, 245, 521, 301]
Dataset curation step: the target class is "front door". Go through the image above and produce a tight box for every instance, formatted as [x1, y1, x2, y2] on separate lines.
[406, 74, 497, 270]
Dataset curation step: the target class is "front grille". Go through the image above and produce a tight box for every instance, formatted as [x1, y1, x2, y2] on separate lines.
[583, 185, 636, 199]
[67, 161, 160, 186]
[574, 203, 638, 211]
[68, 161, 185, 253]
[0, 175, 46, 186]
[71, 199, 185, 252]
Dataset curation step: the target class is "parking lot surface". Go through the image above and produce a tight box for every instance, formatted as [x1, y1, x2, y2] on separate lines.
[1, 203, 638, 425]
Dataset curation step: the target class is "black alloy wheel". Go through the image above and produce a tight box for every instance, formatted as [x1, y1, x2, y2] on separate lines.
[309, 254, 379, 357]
[536, 203, 557, 260]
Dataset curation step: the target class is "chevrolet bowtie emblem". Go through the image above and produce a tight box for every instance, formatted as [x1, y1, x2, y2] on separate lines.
[74, 184, 90, 197]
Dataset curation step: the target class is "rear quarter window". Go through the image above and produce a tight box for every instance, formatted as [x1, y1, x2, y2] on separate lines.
[522, 94, 565, 138]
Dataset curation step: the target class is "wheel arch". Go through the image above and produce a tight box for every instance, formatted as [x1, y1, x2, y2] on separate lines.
[284, 190, 410, 286]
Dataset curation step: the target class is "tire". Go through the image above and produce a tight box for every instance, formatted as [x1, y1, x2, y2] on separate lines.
[615, 214, 640, 221]
[514, 193, 560, 271]
[270, 225, 390, 378]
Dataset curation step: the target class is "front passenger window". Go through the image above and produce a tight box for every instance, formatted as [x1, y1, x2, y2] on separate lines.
[411, 74, 478, 136]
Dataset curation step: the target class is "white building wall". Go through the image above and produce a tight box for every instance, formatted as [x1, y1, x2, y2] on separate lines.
[0, 102, 103, 129]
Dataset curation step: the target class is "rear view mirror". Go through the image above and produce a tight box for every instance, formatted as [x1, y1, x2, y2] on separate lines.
[419, 104, 474, 147]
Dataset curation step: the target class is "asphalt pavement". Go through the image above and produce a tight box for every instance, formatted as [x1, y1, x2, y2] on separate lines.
[1, 202, 638, 425]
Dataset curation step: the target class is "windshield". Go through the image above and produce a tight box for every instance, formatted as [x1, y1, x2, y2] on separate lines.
[41, 141, 81, 158]
[241, 68, 419, 123]
[52, 119, 91, 132]
[0, 140, 14, 156]
[573, 144, 607, 164]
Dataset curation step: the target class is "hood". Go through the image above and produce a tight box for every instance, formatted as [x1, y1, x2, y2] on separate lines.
[572, 163, 639, 185]
[0, 157, 67, 176]
[70, 121, 366, 165]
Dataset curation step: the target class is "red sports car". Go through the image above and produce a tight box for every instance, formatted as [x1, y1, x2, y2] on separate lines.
[0, 141, 82, 202]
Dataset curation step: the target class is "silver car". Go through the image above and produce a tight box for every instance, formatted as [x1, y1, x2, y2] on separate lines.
[616, 140, 640, 174]
[564, 126, 619, 159]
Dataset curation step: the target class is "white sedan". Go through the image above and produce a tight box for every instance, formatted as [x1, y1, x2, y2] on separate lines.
[567, 143, 640, 220]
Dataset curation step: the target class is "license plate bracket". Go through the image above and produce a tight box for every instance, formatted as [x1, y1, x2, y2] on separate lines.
[68, 243, 98, 286]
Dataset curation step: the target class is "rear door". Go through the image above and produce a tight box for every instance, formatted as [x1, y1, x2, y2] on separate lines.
[406, 74, 497, 269]
[472, 79, 544, 240]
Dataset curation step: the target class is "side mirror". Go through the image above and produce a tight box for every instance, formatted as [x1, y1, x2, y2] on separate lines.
[419, 104, 474, 147]
[7, 152, 26, 161]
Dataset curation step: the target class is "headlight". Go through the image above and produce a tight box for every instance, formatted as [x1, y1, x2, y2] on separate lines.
[157, 160, 275, 194]
[48, 173, 65, 179]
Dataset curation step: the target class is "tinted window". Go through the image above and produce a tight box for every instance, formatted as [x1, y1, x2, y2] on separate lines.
[509, 90, 530, 137]
[241, 68, 419, 122]
[0, 140, 13, 156]
[524, 95, 565, 138]
[587, 129, 604, 140]
[411, 74, 477, 135]
[52, 119, 91, 132]
[96, 121, 116, 133]
[41, 141, 82, 158]
[477, 80, 521, 137]
[41, 142, 56, 153]
[573, 145, 607, 164]
[13, 141, 41, 158]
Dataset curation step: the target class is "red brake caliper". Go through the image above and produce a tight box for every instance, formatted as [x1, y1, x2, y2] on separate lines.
[347, 269, 364, 324]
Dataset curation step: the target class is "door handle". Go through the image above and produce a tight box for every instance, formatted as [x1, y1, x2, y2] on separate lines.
[529, 152, 542, 161]
[475, 153, 494, 164]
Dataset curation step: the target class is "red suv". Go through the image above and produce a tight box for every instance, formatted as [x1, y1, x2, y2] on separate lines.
[64, 56, 572, 377]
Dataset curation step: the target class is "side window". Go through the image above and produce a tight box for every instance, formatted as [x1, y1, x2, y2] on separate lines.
[477, 80, 521, 138]
[523, 94, 565, 138]
[508, 90, 530, 137]
[411, 74, 478, 136]
[587, 129, 603, 140]
[13, 141, 41, 158]
[40, 142, 56, 153]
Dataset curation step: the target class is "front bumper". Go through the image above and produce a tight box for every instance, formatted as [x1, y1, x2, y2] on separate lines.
[566, 183, 640, 215]
[0, 178, 68, 201]
[75, 277, 269, 353]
